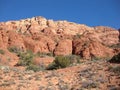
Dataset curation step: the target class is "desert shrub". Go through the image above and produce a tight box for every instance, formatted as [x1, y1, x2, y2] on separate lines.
[26, 64, 44, 72]
[8, 46, 22, 54]
[108, 66, 120, 75]
[0, 49, 5, 55]
[109, 43, 120, 48]
[36, 52, 53, 58]
[46, 55, 81, 70]
[91, 56, 101, 61]
[46, 52, 54, 57]
[73, 33, 82, 39]
[66, 55, 81, 64]
[46, 56, 71, 70]
[54, 56, 71, 68]
[17, 50, 34, 66]
[109, 53, 120, 63]
[46, 62, 58, 70]
[17, 50, 46, 72]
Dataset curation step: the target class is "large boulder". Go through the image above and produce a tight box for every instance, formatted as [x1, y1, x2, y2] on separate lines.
[54, 39, 72, 56]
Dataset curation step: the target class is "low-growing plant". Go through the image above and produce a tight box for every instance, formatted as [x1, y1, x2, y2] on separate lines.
[26, 64, 43, 72]
[73, 33, 82, 39]
[66, 54, 81, 64]
[46, 56, 71, 70]
[109, 43, 120, 48]
[36, 52, 53, 58]
[91, 56, 101, 61]
[54, 56, 71, 68]
[46, 62, 58, 70]
[108, 66, 120, 75]
[109, 53, 120, 63]
[46, 55, 81, 70]
[0, 49, 5, 55]
[17, 50, 34, 66]
[8, 46, 22, 54]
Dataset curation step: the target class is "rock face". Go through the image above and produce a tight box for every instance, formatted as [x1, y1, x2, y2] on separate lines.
[24, 35, 56, 53]
[94, 26, 119, 46]
[54, 39, 72, 56]
[0, 16, 119, 60]
[73, 37, 114, 59]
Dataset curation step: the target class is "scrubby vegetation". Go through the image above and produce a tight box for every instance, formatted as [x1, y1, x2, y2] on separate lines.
[108, 66, 120, 75]
[8, 46, 22, 53]
[17, 50, 34, 66]
[46, 56, 70, 70]
[109, 43, 120, 48]
[0, 49, 5, 55]
[17, 50, 46, 72]
[36, 51, 53, 57]
[109, 53, 120, 63]
[26, 64, 44, 72]
[73, 33, 82, 39]
[46, 55, 81, 70]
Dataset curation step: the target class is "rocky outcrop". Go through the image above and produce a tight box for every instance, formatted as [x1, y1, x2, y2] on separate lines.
[0, 16, 119, 60]
[23, 35, 56, 53]
[94, 26, 119, 46]
[54, 39, 72, 56]
[73, 37, 114, 59]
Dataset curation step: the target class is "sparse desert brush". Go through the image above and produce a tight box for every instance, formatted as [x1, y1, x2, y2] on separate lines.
[66, 54, 81, 64]
[46, 56, 71, 70]
[26, 64, 43, 72]
[109, 43, 120, 48]
[54, 56, 71, 68]
[91, 56, 101, 61]
[17, 50, 34, 66]
[36, 51, 53, 57]
[46, 55, 81, 70]
[108, 65, 120, 75]
[8, 46, 22, 54]
[17, 50, 46, 72]
[109, 53, 120, 63]
[0, 49, 5, 55]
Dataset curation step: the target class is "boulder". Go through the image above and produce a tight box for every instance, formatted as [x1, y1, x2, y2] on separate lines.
[54, 39, 72, 56]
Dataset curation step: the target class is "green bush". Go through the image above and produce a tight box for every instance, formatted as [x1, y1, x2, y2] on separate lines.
[108, 66, 120, 75]
[54, 56, 71, 68]
[91, 56, 101, 61]
[0, 49, 5, 55]
[46, 55, 81, 70]
[17, 50, 34, 66]
[8, 46, 22, 53]
[36, 52, 53, 57]
[26, 64, 43, 72]
[109, 43, 120, 48]
[46, 62, 58, 70]
[109, 53, 120, 63]
[66, 55, 81, 64]
[73, 33, 82, 39]
[46, 56, 71, 70]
